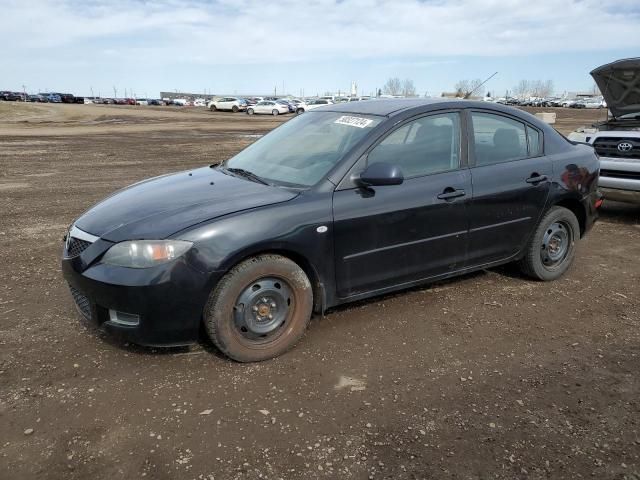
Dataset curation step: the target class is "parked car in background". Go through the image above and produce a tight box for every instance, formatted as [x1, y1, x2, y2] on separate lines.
[135, 98, 149, 106]
[246, 100, 290, 116]
[297, 98, 333, 113]
[581, 97, 605, 109]
[193, 98, 207, 107]
[28, 94, 47, 102]
[3, 91, 26, 101]
[62, 98, 600, 362]
[208, 97, 247, 112]
[568, 58, 640, 204]
[41, 93, 62, 103]
[276, 99, 295, 113]
[148, 99, 163, 106]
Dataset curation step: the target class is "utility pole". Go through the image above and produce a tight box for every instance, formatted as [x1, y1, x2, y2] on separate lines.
[113, 86, 117, 98]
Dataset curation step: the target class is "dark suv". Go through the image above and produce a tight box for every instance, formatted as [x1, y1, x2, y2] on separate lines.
[62, 99, 600, 362]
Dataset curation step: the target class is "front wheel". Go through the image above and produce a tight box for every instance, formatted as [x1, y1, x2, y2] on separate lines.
[272, 109, 279, 116]
[209, 105, 217, 112]
[296, 108, 305, 114]
[518, 206, 580, 281]
[232, 105, 239, 113]
[247, 108, 254, 115]
[204, 255, 313, 362]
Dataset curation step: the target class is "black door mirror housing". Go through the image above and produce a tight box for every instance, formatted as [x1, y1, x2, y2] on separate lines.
[356, 162, 404, 187]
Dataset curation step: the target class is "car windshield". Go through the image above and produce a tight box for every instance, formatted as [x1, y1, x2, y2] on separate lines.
[223, 111, 382, 187]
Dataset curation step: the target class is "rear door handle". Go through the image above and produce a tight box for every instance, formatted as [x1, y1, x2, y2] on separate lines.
[526, 174, 548, 184]
[437, 188, 466, 200]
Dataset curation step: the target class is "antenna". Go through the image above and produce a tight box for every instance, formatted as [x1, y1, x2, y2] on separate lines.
[464, 72, 498, 99]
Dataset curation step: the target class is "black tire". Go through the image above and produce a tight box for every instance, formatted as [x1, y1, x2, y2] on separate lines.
[296, 108, 304, 114]
[204, 254, 313, 362]
[209, 105, 217, 112]
[232, 105, 239, 113]
[272, 109, 279, 116]
[518, 206, 580, 281]
[247, 108, 254, 115]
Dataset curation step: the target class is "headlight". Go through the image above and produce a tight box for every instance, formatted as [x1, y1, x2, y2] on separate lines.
[102, 240, 193, 268]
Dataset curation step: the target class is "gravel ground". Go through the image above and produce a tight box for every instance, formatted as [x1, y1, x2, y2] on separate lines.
[0, 103, 638, 479]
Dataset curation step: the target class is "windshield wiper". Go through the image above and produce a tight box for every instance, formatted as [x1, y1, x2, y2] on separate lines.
[220, 167, 270, 185]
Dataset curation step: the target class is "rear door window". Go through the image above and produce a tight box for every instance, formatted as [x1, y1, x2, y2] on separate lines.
[471, 112, 528, 166]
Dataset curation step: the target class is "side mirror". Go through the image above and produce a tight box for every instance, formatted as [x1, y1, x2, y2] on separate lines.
[356, 162, 404, 187]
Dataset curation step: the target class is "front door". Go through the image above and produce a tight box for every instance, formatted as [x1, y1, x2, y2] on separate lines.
[333, 111, 471, 298]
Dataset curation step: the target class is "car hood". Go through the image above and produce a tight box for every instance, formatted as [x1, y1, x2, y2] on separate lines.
[75, 167, 298, 242]
[591, 58, 640, 118]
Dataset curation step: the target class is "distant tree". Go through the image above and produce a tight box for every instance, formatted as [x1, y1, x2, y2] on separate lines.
[454, 79, 484, 98]
[382, 77, 402, 96]
[513, 79, 554, 99]
[401, 79, 417, 97]
[513, 80, 530, 99]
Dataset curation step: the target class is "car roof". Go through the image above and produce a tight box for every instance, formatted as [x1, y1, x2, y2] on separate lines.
[318, 98, 531, 117]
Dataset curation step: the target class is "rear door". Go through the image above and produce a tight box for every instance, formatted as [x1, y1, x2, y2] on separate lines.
[333, 111, 471, 297]
[466, 110, 550, 266]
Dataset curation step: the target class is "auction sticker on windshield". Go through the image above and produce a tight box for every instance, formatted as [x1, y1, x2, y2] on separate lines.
[334, 116, 374, 128]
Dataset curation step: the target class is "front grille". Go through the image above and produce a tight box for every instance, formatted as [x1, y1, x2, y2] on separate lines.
[600, 169, 640, 181]
[66, 237, 92, 257]
[69, 285, 92, 320]
[593, 137, 640, 159]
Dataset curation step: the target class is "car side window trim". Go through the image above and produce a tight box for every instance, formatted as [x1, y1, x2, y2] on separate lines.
[525, 124, 544, 157]
[336, 109, 466, 190]
[466, 109, 545, 168]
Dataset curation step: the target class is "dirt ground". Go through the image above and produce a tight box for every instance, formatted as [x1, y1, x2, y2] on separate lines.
[0, 102, 638, 480]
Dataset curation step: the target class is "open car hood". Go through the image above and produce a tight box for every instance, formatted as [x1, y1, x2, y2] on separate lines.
[591, 58, 640, 119]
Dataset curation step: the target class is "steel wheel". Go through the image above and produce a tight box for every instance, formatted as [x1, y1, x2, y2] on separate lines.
[233, 277, 293, 344]
[203, 254, 313, 362]
[540, 221, 572, 268]
[518, 206, 580, 281]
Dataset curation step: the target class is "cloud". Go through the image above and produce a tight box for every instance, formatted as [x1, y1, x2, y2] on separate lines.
[2, 0, 640, 66]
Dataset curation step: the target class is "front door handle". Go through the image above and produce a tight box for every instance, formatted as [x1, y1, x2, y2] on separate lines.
[526, 174, 548, 184]
[437, 188, 466, 200]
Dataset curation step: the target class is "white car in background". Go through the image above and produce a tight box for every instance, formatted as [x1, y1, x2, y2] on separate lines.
[193, 98, 207, 107]
[135, 98, 148, 106]
[246, 100, 290, 116]
[207, 97, 247, 112]
[582, 97, 606, 109]
[296, 98, 333, 113]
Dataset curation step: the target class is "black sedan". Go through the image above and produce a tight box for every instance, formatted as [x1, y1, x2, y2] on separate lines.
[62, 99, 600, 362]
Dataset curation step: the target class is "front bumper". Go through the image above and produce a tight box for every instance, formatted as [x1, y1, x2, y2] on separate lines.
[598, 156, 640, 204]
[62, 245, 220, 347]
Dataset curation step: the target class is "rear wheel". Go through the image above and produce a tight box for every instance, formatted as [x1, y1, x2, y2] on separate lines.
[247, 108, 254, 115]
[518, 206, 580, 281]
[232, 105, 239, 113]
[296, 108, 305, 114]
[204, 255, 313, 362]
[272, 109, 279, 116]
[209, 105, 217, 112]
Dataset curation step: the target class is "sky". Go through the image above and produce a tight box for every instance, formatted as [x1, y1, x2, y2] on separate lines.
[2, 0, 640, 98]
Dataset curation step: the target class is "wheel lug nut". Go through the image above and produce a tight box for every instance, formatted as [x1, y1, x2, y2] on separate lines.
[252, 306, 258, 312]
[268, 314, 273, 319]
[261, 297, 268, 303]
[270, 302, 276, 308]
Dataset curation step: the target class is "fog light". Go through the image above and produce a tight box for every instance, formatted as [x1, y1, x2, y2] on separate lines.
[108, 309, 140, 326]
